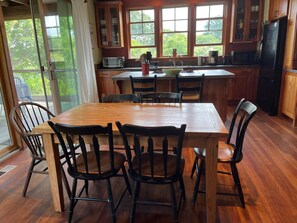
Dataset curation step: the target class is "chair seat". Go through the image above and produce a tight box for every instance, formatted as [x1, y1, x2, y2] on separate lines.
[181, 93, 200, 101]
[193, 141, 235, 162]
[76, 151, 126, 174]
[132, 152, 185, 179]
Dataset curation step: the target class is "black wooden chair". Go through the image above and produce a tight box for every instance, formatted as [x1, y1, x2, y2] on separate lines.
[191, 99, 257, 208]
[130, 75, 157, 94]
[102, 93, 140, 103]
[9, 102, 71, 197]
[116, 121, 187, 223]
[48, 121, 131, 223]
[140, 92, 182, 103]
[175, 74, 205, 102]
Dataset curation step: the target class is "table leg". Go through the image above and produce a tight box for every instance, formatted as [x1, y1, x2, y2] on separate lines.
[205, 137, 218, 223]
[43, 133, 64, 212]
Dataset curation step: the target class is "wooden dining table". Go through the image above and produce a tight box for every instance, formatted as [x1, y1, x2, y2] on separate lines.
[33, 102, 228, 223]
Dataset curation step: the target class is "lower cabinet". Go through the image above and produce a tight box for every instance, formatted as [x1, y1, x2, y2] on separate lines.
[96, 67, 260, 104]
[225, 67, 259, 103]
[96, 70, 123, 100]
[280, 71, 297, 124]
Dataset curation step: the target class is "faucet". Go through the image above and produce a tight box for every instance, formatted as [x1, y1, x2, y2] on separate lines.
[169, 58, 176, 67]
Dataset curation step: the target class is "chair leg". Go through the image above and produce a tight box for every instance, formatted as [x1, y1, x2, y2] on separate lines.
[190, 156, 198, 178]
[61, 166, 71, 199]
[122, 166, 132, 196]
[192, 159, 204, 207]
[170, 183, 178, 223]
[179, 178, 186, 200]
[23, 158, 36, 197]
[68, 179, 77, 223]
[106, 179, 116, 223]
[231, 163, 245, 208]
[130, 181, 140, 223]
[84, 180, 89, 195]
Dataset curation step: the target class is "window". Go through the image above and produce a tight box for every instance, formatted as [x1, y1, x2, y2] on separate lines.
[128, 9, 156, 59]
[162, 7, 188, 57]
[194, 4, 224, 56]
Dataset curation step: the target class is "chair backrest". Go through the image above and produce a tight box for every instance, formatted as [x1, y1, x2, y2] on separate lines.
[9, 102, 55, 159]
[48, 121, 117, 179]
[229, 100, 257, 162]
[227, 98, 245, 144]
[102, 94, 141, 103]
[14, 76, 32, 102]
[175, 74, 205, 102]
[130, 75, 157, 94]
[116, 121, 186, 181]
[140, 92, 182, 103]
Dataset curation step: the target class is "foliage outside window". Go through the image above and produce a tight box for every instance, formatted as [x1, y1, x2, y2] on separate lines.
[162, 7, 188, 57]
[194, 4, 224, 56]
[5, 18, 77, 97]
[129, 9, 156, 59]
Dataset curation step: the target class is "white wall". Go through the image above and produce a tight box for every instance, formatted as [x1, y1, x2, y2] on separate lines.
[87, 0, 101, 65]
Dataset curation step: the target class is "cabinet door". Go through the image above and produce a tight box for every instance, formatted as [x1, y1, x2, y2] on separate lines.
[234, 69, 253, 100]
[233, 0, 262, 42]
[225, 67, 258, 102]
[108, 6, 122, 47]
[95, 2, 123, 48]
[97, 7, 109, 48]
[96, 70, 122, 100]
[281, 72, 297, 119]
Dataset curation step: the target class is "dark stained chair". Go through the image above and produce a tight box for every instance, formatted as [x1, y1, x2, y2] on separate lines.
[130, 75, 157, 94]
[140, 92, 183, 103]
[116, 121, 187, 223]
[191, 99, 257, 208]
[175, 74, 205, 102]
[9, 102, 71, 197]
[48, 121, 131, 223]
[102, 93, 141, 103]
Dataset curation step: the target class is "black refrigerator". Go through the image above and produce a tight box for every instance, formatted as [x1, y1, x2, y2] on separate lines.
[257, 16, 287, 116]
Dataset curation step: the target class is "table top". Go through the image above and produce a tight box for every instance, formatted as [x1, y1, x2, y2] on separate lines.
[33, 103, 228, 138]
[112, 69, 235, 81]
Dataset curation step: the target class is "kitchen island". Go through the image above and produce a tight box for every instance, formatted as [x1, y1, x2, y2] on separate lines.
[112, 69, 235, 122]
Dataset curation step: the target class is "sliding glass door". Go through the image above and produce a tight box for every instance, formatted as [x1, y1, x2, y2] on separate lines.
[5, 0, 79, 115]
[0, 85, 12, 155]
[30, 0, 79, 114]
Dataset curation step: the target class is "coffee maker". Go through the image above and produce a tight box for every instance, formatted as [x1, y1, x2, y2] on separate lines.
[209, 51, 218, 65]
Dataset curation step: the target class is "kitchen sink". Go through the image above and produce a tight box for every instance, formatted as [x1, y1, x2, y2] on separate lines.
[162, 68, 183, 76]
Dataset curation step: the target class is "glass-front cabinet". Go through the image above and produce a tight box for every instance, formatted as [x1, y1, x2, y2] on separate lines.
[232, 0, 263, 42]
[95, 1, 123, 48]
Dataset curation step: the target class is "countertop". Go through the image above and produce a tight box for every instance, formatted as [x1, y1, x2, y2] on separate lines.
[98, 64, 259, 72]
[112, 69, 235, 81]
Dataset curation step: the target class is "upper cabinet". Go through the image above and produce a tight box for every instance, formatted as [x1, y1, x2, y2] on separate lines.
[269, 0, 289, 21]
[232, 0, 263, 42]
[95, 1, 124, 48]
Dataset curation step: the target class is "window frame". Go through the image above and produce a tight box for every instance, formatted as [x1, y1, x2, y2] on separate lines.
[194, 3, 226, 56]
[160, 6, 190, 57]
[127, 8, 157, 59]
[125, 2, 227, 59]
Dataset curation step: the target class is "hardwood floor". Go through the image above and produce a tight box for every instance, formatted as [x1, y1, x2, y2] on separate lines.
[0, 106, 296, 223]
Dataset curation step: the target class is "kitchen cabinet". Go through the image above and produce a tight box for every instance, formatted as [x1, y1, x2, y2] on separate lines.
[232, 0, 263, 42]
[280, 71, 297, 123]
[269, 0, 289, 21]
[96, 70, 122, 100]
[225, 67, 259, 102]
[95, 1, 123, 48]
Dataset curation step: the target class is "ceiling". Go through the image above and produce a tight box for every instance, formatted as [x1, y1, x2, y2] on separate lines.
[0, 0, 29, 7]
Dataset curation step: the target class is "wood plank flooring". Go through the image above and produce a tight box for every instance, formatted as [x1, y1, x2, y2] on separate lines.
[0, 106, 296, 223]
